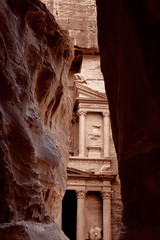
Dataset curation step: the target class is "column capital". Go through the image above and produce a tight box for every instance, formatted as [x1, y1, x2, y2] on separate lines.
[102, 111, 109, 117]
[101, 191, 112, 199]
[76, 190, 86, 199]
[77, 110, 87, 116]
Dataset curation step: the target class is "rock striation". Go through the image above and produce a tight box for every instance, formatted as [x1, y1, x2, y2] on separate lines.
[0, 0, 73, 239]
[96, 1, 160, 239]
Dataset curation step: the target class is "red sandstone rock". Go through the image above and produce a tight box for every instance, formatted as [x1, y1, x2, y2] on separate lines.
[0, 0, 73, 239]
[42, 0, 98, 49]
[96, 1, 160, 239]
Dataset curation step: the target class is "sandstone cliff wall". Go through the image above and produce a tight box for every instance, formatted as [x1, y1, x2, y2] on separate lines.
[0, 0, 73, 239]
[96, 1, 160, 239]
[41, 0, 98, 49]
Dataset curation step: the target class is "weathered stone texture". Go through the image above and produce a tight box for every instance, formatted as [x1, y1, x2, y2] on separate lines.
[112, 177, 123, 240]
[41, 0, 98, 49]
[96, 1, 160, 239]
[0, 0, 73, 239]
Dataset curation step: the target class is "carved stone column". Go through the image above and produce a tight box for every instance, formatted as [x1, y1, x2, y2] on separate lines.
[76, 190, 86, 240]
[102, 192, 112, 240]
[102, 111, 110, 158]
[78, 110, 86, 157]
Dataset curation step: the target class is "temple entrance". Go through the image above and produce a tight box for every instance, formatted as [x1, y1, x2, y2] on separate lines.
[62, 190, 77, 240]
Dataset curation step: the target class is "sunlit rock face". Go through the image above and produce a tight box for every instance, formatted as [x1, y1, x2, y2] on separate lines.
[0, 0, 73, 239]
[41, 0, 98, 49]
[96, 1, 160, 239]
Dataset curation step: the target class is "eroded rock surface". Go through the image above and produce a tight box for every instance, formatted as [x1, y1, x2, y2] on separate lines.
[0, 0, 73, 239]
[41, 0, 98, 49]
[96, 1, 160, 239]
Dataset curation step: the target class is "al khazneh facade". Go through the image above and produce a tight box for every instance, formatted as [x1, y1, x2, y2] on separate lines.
[41, 1, 122, 239]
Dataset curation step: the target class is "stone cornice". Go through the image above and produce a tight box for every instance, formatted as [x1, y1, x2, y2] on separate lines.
[75, 82, 107, 99]
[69, 156, 114, 161]
[67, 168, 116, 180]
[77, 98, 108, 104]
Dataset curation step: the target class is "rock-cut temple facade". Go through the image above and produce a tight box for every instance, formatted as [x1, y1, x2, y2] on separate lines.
[41, 1, 122, 239]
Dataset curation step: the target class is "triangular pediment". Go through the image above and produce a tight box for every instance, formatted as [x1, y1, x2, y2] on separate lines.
[67, 167, 91, 177]
[75, 82, 107, 101]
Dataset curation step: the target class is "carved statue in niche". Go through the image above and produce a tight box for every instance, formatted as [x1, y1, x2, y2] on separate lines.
[88, 125, 101, 145]
[89, 227, 102, 240]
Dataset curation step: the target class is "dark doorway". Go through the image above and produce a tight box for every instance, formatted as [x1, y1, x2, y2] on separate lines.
[62, 190, 77, 240]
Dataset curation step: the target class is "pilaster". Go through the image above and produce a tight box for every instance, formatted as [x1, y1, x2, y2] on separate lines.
[78, 110, 87, 157]
[76, 190, 86, 240]
[101, 191, 112, 240]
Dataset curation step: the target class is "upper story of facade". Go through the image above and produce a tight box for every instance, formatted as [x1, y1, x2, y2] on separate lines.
[41, 0, 118, 176]
[68, 54, 117, 176]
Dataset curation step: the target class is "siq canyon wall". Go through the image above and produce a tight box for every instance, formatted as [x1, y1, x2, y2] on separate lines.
[0, 0, 73, 239]
[96, 1, 160, 240]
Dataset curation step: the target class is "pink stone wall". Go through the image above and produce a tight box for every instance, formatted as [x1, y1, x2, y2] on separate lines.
[41, 0, 98, 49]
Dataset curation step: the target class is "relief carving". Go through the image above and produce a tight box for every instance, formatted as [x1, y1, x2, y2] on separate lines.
[101, 191, 112, 199]
[77, 110, 87, 116]
[76, 190, 86, 199]
[99, 164, 111, 174]
[89, 227, 102, 240]
[74, 73, 87, 84]
[88, 125, 101, 142]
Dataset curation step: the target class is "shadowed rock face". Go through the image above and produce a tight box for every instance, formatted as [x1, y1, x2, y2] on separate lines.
[0, 0, 73, 239]
[96, 1, 160, 239]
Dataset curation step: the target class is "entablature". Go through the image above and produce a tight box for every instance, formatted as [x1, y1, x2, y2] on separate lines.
[67, 168, 116, 192]
[68, 156, 113, 175]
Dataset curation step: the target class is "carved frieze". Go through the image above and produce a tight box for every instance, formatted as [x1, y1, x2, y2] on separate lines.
[68, 158, 111, 173]
[79, 103, 108, 110]
[99, 164, 111, 174]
